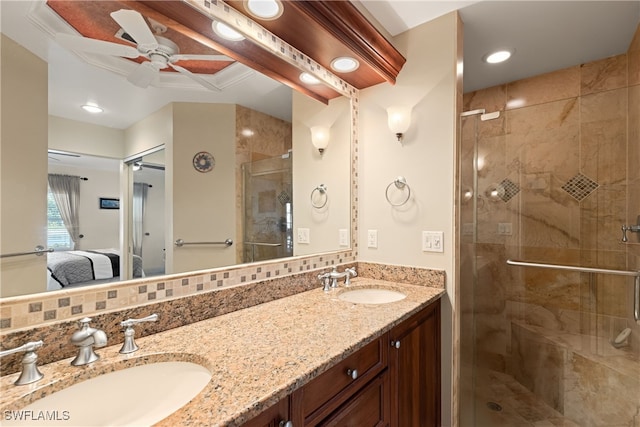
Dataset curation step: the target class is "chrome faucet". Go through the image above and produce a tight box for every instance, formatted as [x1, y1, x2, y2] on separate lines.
[318, 266, 357, 291]
[119, 313, 159, 354]
[0, 340, 44, 385]
[70, 317, 107, 366]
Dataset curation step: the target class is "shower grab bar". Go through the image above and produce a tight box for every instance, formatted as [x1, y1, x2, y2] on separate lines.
[0, 246, 54, 259]
[507, 259, 640, 323]
[244, 242, 282, 247]
[174, 239, 233, 247]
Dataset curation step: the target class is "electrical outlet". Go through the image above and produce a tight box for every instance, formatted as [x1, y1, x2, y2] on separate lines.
[422, 231, 444, 253]
[339, 229, 349, 246]
[297, 228, 310, 244]
[367, 229, 378, 248]
[498, 223, 512, 235]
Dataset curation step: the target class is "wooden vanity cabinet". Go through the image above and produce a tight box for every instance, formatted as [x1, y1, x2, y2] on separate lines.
[243, 298, 441, 427]
[241, 396, 291, 427]
[388, 298, 441, 427]
[291, 336, 388, 426]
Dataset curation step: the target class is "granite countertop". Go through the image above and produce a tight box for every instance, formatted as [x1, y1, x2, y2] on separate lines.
[0, 278, 443, 426]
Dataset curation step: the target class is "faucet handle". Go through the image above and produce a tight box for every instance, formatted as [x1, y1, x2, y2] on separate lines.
[344, 267, 357, 286]
[77, 317, 93, 327]
[0, 340, 44, 385]
[120, 313, 159, 329]
[119, 313, 159, 354]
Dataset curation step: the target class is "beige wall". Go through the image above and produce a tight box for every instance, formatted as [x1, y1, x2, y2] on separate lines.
[292, 93, 351, 256]
[48, 163, 120, 250]
[124, 104, 172, 158]
[49, 116, 125, 159]
[359, 13, 460, 425]
[0, 34, 48, 297]
[171, 103, 237, 272]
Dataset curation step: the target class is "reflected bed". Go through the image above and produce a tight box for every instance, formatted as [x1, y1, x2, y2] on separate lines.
[47, 249, 143, 290]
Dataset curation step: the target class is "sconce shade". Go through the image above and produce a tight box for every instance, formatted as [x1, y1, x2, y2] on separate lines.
[310, 126, 330, 154]
[387, 106, 412, 141]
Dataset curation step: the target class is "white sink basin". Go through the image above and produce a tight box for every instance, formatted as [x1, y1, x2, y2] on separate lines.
[338, 288, 406, 304]
[7, 361, 211, 426]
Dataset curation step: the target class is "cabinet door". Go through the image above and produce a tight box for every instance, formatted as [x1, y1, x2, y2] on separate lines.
[318, 372, 390, 427]
[389, 299, 441, 427]
[242, 397, 291, 427]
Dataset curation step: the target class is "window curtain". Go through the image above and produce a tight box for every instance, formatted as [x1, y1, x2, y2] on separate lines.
[132, 182, 149, 257]
[47, 174, 81, 249]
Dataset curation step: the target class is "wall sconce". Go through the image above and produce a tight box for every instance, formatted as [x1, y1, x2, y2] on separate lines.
[387, 106, 412, 142]
[310, 126, 330, 154]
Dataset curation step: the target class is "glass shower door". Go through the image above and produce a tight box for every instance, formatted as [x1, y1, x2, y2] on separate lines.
[241, 153, 293, 263]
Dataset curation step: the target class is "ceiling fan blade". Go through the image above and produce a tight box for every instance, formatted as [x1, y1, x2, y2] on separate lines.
[110, 9, 158, 52]
[168, 63, 221, 92]
[127, 61, 159, 88]
[55, 33, 140, 58]
[171, 54, 233, 62]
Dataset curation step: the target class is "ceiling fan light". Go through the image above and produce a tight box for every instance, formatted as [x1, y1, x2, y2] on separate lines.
[81, 104, 103, 114]
[212, 21, 245, 41]
[331, 57, 359, 73]
[300, 72, 321, 85]
[245, 0, 283, 20]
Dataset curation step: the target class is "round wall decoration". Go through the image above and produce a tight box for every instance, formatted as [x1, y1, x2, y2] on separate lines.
[192, 151, 215, 173]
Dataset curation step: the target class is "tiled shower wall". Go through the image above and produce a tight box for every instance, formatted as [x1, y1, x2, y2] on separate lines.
[461, 24, 639, 426]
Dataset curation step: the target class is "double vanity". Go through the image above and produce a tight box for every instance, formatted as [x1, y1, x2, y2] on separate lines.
[0, 267, 443, 426]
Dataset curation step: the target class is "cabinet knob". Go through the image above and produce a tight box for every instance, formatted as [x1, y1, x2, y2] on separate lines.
[279, 421, 293, 427]
[346, 368, 358, 380]
[391, 340, 401, 349]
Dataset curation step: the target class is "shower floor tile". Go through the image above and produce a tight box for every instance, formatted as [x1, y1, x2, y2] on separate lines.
[472, 370, 580, 427]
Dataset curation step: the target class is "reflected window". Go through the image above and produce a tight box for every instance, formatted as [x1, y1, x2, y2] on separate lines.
[47, 188, 72, 250]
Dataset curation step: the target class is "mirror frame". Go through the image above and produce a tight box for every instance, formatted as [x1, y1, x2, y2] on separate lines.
[0, 0, 359, 332]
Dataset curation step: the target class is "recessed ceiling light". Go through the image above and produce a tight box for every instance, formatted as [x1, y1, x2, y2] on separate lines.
[212, 21, 245, 41]
[241, 128, 255, 137]
[300, 72, 321, 85]
[331, 57, 359, 73]
[81, 104, 103, 114]
[244, 0, 283, 20]
[483, 49, 513, 64]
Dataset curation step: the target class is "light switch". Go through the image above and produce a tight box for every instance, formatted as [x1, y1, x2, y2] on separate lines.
[297, 228, 310, 244]
[367, 230, 378, 248]
[422, 231, 444, 253]
[339, 229, 349, 246]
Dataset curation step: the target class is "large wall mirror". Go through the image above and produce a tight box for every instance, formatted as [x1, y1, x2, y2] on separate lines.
[0, 0, 354, 298]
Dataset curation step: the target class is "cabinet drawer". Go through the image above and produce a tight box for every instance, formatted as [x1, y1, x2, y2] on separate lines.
[318, 372, 390, 427]
[295, 336, 387, 423]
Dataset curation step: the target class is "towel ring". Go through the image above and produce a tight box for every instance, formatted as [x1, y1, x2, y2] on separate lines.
[311, 184, 328, 209]
[385, 176, 411, 206]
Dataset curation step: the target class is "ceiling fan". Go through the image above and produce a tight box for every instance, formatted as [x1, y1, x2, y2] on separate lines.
[55, 9, 232, 91]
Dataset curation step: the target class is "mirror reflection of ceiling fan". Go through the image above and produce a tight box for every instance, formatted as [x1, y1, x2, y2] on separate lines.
[55, 9, 232, 91]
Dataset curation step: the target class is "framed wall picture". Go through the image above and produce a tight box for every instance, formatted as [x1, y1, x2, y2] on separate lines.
[99, 198, 120, 209]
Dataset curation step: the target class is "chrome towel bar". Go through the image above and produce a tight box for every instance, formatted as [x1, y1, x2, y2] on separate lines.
[507, 259, 639, 277]
[507, 259, 640, 322]
[0, 246, 53, 259]
[174, 239, 233, 247]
